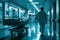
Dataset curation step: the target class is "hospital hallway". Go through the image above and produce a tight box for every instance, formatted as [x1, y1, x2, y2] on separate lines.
[0, 0, 60, 40]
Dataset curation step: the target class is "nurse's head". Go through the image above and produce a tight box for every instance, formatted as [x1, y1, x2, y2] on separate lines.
[40, 7, 44, 11]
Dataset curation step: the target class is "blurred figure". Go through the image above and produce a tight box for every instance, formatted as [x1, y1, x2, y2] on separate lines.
[27, 14, 35, 37]
[35, 7, 47, 35]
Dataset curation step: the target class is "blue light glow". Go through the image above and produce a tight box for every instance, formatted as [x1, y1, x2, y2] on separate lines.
[29, 0, 33, 2]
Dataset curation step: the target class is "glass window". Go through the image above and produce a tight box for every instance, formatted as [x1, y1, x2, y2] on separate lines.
[5, 2, 19, 19]
[5, 2, 9, 19]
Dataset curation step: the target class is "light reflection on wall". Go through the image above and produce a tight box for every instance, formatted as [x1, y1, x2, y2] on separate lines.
[56, 0, 59, 40]
[51, 6, 54, 36]
[47, 11, 50, 15]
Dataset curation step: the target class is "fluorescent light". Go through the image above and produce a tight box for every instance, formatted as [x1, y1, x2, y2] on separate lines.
[29, 0, 33, 2]
[32, 2, 39, 4]
[31, 3, 40, 12]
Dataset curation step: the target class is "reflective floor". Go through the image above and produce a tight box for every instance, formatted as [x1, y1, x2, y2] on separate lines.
[0, 21, 59, 40]
[22, 22, 56, 40]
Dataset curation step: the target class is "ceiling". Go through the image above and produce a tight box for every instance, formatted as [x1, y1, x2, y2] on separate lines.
[1, 0, 55, 13]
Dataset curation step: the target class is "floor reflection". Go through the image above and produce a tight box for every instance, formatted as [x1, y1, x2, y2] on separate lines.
[22, 21, 57, 40]
[0, 21, 57, 40]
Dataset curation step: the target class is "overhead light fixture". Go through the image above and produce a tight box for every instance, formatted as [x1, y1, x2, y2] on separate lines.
[29, 0, 40, 12]
[29, 0, 33, 2]
[31, 3, 40, 12]
[33, 2, 39, 4]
